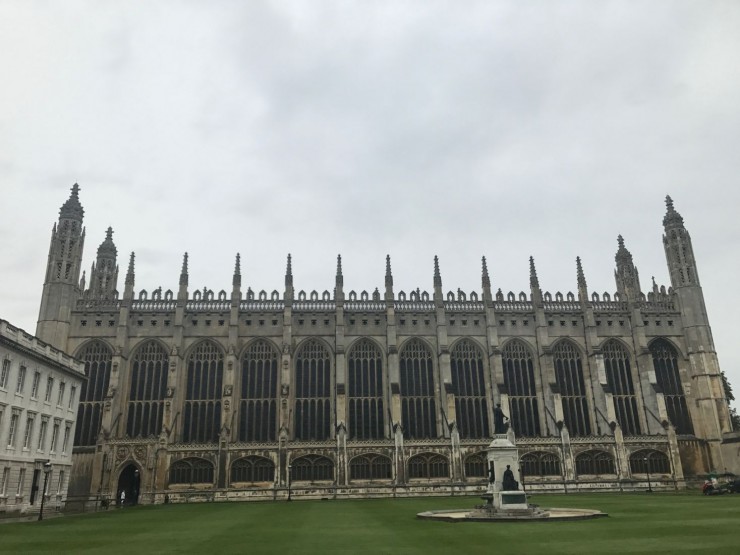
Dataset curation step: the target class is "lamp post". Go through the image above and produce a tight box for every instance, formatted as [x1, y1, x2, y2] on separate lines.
[38, 461, 52, 522]
[287, 464, 292, 502]
[644, 457, 653, 493]
[133, 469, 140, 506]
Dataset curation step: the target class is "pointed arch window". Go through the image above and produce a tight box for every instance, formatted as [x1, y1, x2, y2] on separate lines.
[294, 340, 331, 441]
[400, 339, 437, 439]
[629, 449, 670, 475]
[464, 453, 487, 479]
[183, 341, 223, 443]
[349, 454, 392, 481]
[451, 340, 489, 439]
[74, 341, 113, 446]
[520, 452, 561, 477]
[230, 456, 275, 483]
[126, 341, 168, 438]
[603, 341, 641, 435]
[291, 455, 334, 481]
[553, 341, 591, 437]
[239, 341, 278, 442]
[348, 340, 385, 440]
[650, 339, 693, 435]
[502, 340, 541, 437]
[169, 457, 214, 485]
[408, 453, 449, 479]
[575, 450, 615, 476]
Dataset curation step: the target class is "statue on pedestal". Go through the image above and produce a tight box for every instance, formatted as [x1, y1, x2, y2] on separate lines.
[493, 403, 509, 434]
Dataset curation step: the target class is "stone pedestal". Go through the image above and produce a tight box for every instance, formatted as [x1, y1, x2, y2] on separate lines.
[483, 432, 529, 512]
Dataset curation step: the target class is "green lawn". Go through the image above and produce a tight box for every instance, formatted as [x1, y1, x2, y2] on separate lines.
[3, 493, 739, 554]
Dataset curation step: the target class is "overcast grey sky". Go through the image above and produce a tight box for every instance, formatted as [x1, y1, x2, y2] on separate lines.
[1, 1, 739, 398]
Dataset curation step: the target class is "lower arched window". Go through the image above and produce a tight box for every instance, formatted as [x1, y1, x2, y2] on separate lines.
[464, 453, 487, 479]
[349, 454, 392, 481]
[575, 450, 615, 476]
[408, 453, 449, 479]
[169, 458, 214, 485]
[520, 452, 561, 477]
[291, 455, 334, 482]
[231, 456, 275, 483]
[629, 450, 670, 475]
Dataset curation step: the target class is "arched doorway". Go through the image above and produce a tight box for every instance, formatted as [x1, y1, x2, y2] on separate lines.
[117, 463, 141, 506]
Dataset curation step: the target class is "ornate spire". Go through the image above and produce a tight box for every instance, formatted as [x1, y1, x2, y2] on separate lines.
[97, 226, 117, 257]
[385, 255, 393, 287]
[529, 256, 539, 290]
[59, 183, 84, 221]
[576, 257, 586, 287]
[481, 256, 490, 289]
[433, 255, 442, 288]
[233, 253, 241, 287]
[285, 254, 293, 287]
[336, 254, 343, 286]
[179, 252, 189, 286]
[663, 195, 684, 229]
[614, 236, 641, 302]
[125, 252, 135, 285]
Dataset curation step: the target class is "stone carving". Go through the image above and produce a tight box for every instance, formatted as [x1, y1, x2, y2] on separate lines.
[116, 446, 129, 461]
[493, 404, 509, 434]
[134, 446, 147, 461]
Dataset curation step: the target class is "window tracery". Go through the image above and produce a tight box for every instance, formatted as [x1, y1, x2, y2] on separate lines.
[294, 340, 331, 441]
[126, 341, 168, 438]
[463, 453, 486, 479]
[349, 454, 392, 481]
[169, 457, 214, 485]
[629, 449, 670, 475]
[650, 339, 693, 435]
[408, 453, 449, 479]
[74, 341, 112, 446]
[239, 340, 278, 442]
[603, 341, 641, 435]
[399, 339, 437, 439]
[520, 451, 561, 476]
[291, 455, 333, 481]
[502, 340, 541, 437]
[183, 341, 224, 443]
[575, 450, 615, 475]
[451, 340, 489, 438]
[347, 339, 384, 439]
[553, 341, 591, 437]
[230, 456, 275, 483]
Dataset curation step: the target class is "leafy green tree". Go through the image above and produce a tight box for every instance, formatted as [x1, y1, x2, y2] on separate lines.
[721, 371, 740, 431]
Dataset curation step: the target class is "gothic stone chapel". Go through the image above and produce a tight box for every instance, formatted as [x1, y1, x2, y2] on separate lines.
[36, 185, 732, 504]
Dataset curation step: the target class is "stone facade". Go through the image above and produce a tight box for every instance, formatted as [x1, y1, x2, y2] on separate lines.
[0, 319, 85, 515]
[35, 185, 733, 505]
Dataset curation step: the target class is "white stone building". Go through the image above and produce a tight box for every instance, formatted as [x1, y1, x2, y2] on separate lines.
[0, 319, 85, 516]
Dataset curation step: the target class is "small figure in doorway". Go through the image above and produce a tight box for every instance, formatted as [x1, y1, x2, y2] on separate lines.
[119, 490, 126, 507]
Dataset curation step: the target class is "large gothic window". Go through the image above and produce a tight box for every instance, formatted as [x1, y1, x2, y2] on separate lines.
[291, 455, 334, 481]
[183, 341, 224, 443]
[400, 339, 437, 439]
[502, 340, 541, 437]
[347, 340, 385, 439]
[75, 341, 113, 446]
[408, 453, 449, 479]
[239, 341, 278, 442]
[126, 341, 168, 438]
[349, 454, 392, 481]
[603, 341, 641, 435]
[520, 452, 561, 477]
[629, 449, 671, 475]
[169, 457, 214, 485]
[553, 341, 591, 437]
[650, 339, 693, 435]
[464, 453, 487, 479]
[451, 340, 489, 439]
[230, 456, 275, 483]
[575, 450, 615, 476]
[294, 340, 331, 441]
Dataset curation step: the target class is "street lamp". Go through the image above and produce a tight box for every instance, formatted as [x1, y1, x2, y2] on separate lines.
[644, 457, 653, 493]
[287, 464, 292, 502]
[38, 461, 52, 522]
[133, 469, 140, 506]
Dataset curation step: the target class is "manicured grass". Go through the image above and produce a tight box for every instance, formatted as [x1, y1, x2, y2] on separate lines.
[3, 492, 739, 554]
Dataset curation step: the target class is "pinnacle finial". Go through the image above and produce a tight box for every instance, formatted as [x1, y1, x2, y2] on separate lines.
[234, 253, 241, 276]
[106, 226, 113, 240]
[433, 255, 442, 287]
[663, 194, 684, 228]
[336, 254, 342, 277]
[97, 226, 117, 257]
[59, 182, 84, 221]
[125, 252, 135, 285]
[287, 253, 292, 276]
[385, 255, 393, 288]
[179, 252, 189, 287]
[482, 256, 491, 288]
[615, 234, 633, 266]
[576, 256, 587, 289]
[617, 234, 624, 249]
[529, 256, 539, 289]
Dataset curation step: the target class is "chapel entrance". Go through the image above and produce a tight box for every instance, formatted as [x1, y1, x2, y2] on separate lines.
[117, 464, 141, 506]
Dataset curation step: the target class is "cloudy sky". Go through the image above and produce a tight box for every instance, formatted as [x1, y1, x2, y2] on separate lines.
[1, 1, 739, 400]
